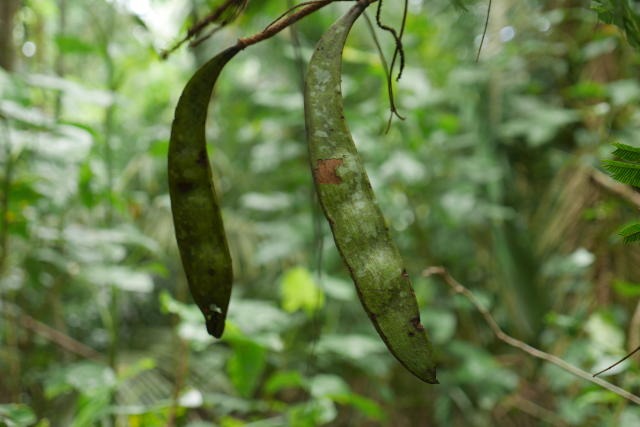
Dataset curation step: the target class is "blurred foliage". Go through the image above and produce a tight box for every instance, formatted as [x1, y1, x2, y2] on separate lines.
[592, 0, 640, 48]
[2, 0, 640, 426]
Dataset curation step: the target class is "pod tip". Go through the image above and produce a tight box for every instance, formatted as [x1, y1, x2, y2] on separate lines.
[206, 318, 224, 338]
[422, 367, 439, 384]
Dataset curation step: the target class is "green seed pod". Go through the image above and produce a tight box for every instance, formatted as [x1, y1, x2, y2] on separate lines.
[304, 5, 438, 383]
[168, 46, 240, 338]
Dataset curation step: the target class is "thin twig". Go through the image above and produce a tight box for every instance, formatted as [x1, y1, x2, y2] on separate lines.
[500, 395, 569, 427]
[476, 0, 491, 62]
[188, 0, 242, 39]
[363, 12, 404, 132]
[0, 300, 103, 361]
[423, 266, 640, 406]
[593, 346, 640, 378]
[161, 0, 247, 58]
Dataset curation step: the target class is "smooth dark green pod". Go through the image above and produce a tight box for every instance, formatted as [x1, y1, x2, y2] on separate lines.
[168, 46, 240, 338]
[304, 5, 438, 383]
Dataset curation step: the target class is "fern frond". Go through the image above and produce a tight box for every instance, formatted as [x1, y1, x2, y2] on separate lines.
[619, 222, 640, 243]
[612, 142, 640, 162]
[602, 159, 640, 187]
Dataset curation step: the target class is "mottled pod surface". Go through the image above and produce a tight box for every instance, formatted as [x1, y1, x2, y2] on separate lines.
[168, 46, 239, 338]
[304, 5, 437, 383]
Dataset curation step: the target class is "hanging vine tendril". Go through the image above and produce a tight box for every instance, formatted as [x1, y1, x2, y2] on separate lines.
[374, 0, 407, 81]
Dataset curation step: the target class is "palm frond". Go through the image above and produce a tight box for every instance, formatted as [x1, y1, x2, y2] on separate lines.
[619, 222, 640, 243]
[612, 142, 640, 162]
[602, 159, 640, 187]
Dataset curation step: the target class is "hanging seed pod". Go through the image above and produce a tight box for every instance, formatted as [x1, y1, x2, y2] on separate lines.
[168, 46, 240, 338]
[304, 4, 437, 383]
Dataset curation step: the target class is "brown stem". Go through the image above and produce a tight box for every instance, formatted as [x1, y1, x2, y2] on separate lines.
[0, 118, 11, 276]
[165, 277, 191, 427]
[236, 0, 376, 50]
[590, 167, 640, 208]
[54, 0, 67, 118]
[423, 266, 640, 406]
[0, 118, 21, 401]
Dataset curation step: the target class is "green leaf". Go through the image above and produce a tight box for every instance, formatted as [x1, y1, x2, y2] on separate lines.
[71, 389, 112, 427]
[227, 299, 291, 335]
[54, 35, 97, 55]
[240, 192, 292, 212]
[65, 361, 117, 396]
[0, 99, 53, 127]
[576, 389, 621, 406]
[585, 311, 624, 352]
[309, 375, 385, 421]
[287, 399, 336, 427]
[420, 307, 457, 344]
[331, 393, 385, 421]
[159, 290, 202, 322]
[612, 142, 640, 162]
[309, 374, 350, 397]
[613, 279, 640, 297]
[226, 335, 268, 398]
[117, 357, 156, 382]
[82, 265, 154, 292]
[264, 371, 306, 395]
[227, 344, 267, 398]
[619, 222, 640, 243]
[0, 404, 37, 427]
[321, 275, 355, 301]
[608, 80, 640, 105]
[316, 334, 385, 360]
[280, 266, 324, 315]
[501, 96, 579, 146]
[602, 160, 640, 187]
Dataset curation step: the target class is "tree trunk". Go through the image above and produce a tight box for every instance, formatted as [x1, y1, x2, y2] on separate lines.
[0, 0, 19, 71]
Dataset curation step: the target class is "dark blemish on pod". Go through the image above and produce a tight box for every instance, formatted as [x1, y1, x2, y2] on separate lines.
[411, 317, 425, 331]
[177, 181, 195, 193]
[196, 149, 208, 166]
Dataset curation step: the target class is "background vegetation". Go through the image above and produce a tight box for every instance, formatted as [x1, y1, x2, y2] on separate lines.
[1, 0, 640, 425]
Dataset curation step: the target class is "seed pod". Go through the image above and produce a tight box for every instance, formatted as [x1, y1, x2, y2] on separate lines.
[168, 46, 240, 338]
[304, 5, 438, 383]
